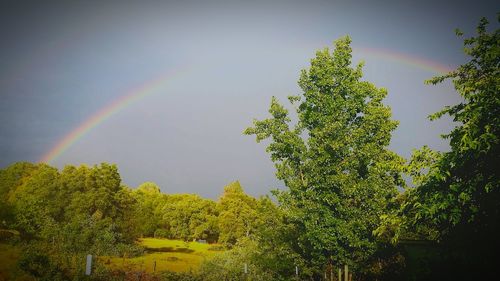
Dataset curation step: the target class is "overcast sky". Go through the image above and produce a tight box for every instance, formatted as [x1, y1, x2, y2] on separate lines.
[0, 0, 498, 198]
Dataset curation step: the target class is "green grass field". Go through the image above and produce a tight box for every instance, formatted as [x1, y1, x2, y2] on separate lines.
[0, 238, 223, 278]
[101, 238, 224, 273]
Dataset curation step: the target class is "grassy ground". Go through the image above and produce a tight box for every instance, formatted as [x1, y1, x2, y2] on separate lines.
[101, 238, 224, 273]
[0, 237, 223, 278]
[0, 243, 22, 281]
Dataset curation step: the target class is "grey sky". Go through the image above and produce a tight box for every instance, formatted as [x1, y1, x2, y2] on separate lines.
[0, 0, 498, 198]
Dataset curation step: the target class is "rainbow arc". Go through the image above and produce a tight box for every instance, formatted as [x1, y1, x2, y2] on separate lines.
[40, 67, 188, 163]
[40, 48, 455, 164]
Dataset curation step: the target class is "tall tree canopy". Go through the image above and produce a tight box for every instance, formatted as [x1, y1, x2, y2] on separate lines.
[245, 36, 404, 272]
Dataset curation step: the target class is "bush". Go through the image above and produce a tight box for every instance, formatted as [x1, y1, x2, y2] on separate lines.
[207, 245, 225, 251]
[114, 243, 144, 258]
[17, 249, 69, 281]
[154, 228, 170, 239]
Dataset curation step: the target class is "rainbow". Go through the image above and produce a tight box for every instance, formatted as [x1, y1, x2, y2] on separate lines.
[352, 46, 454, 74]
[40, 67, 188, 164]
[40, 47, 454, 164]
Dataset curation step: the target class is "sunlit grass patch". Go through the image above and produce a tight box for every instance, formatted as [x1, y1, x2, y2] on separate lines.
[101, 238, 224, 273]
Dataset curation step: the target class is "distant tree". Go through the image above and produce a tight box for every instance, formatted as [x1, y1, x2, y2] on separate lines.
[245, 36, 404, 273]
[55, 163, 133, 253]
[161, 194, 218, 241]
[0, 162, 37, 227]
[217, 181, 258, 245]
[131, 182, 164, 237]
[7, 163, 59, 237]
[137, 181, 162, 194]
[190, 199, 219, 243]
[61, 163, 122, 221]
[3, 162, 136, 256]
[0, 162, 37, 199]
[114, 185, 140, 241]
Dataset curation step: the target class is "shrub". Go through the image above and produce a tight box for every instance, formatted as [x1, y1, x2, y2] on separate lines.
[154, 228, 170, 238]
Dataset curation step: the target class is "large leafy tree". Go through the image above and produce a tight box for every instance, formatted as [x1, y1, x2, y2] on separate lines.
[245, 36, 404, 273]
[397, 16, 499, 276]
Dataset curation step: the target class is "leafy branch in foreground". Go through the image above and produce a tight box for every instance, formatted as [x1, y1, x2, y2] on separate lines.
[377, 15, 499, 279]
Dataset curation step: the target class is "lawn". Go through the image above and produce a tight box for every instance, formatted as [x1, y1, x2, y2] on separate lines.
[101, 238, 224, 273]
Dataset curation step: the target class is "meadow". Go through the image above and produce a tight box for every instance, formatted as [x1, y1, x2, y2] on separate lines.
[100, 238, 224, 273]
[0, 237, 224, 280]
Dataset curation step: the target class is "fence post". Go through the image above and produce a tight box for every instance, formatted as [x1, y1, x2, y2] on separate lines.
[85, 254, 92, 275]
[244, 263, 248, 281]
[344, 265, 348, 281]
[338, 268, 341, 281]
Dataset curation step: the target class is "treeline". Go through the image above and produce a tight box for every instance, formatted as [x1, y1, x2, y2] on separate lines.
[0, 162, 133, 255]
[131, 180, 276, 244]
[0, 162, 275, 247]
